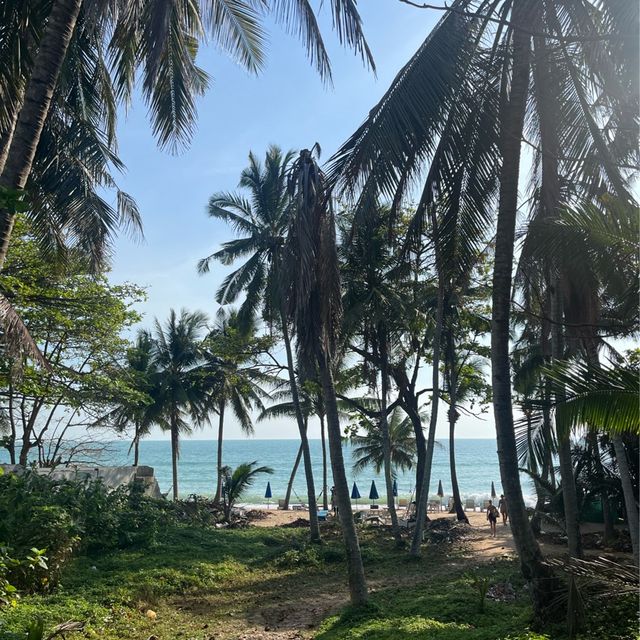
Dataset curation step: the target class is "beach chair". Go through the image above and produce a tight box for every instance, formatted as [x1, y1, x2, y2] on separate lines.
[398, 498, 408, 509]
[277, 499, 287, 510]
[427, 500, 439, 512]
[464, 498, 476, 512]
[317, 509, 328, 522]
[482, 500, 491, 512]
[446, 497, 454, 511]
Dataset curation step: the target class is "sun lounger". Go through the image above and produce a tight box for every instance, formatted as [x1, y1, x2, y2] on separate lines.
[398, 498, 408, 509]
[317, 509, 328, 521]
[482, 500, 491, 512]
[464, 498, 476, 511]
[277, 499, 287, 510]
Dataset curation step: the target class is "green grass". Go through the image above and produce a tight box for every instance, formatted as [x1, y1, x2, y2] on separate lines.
[0, 524, 636, 640]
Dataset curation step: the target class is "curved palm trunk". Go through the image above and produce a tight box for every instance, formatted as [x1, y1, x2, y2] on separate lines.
[317, 350, 368, 605]
[411, 269, 444, 556]
[284, 441, 304, 510]
[491, 2, 555, 617]
[379, 333, 401, 543]
[320, 413, 329, 510]
[214, 401, 226, 504]
[171, 412, 180, 501]
[0, 0, 83, 270]
[0, 98, 21, 176]
[280, 307, 321, 542]
[133, 433, 140, 466]
[612, 435, 639, 564]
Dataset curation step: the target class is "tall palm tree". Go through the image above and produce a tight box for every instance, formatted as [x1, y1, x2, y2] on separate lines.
[328, 0, 636, 614]
[202, 309, 269, 503]
[350, 406, 416, 477]
[150, 308, 210, 500]
[0, 0, 374, 272]
[199, 146, 321, 541]
[284, 147, 367, 605]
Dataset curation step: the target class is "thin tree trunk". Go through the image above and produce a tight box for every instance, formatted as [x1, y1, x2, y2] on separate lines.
[317, 350, 368, 605]
[0, 97, 21, 176]
[446, 344, 468, 523]
[550, 276, 582, 558]
[320, 413, 329, 510]
[214, 401, 225, 504]
[612, 435, 639, 565]
[379, 332, 401, 543]
[491, 1, 555, 618]
[0, 0, 83, 270]
[411, 266, 444, 556]
[171, 412, 179, 501]
[284, 441, 304, 510]
[133, 434, 140, 466]
[280, 307, 321, 542]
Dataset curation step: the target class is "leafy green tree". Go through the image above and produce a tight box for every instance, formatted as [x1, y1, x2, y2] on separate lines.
[0, 221, 145, 465]
[149, 308, 210, 500]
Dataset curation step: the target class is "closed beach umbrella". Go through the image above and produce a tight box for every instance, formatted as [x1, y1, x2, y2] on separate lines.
[265, 482, 272, 509]
[491, 481, 497, 499]
[392, 479, 398, 497]
[437, 480, 444, 497]
[369, 480, 379, 506]
[351, 482, 361, 509]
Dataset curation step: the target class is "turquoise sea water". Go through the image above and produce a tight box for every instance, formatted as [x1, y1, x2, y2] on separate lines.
[57, 438, 533, 505]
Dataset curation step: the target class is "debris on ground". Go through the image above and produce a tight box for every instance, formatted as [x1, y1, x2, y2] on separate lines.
[487, 582, 516, 602]
[425, 518, 473, 544]
[280, 518, 311, 529]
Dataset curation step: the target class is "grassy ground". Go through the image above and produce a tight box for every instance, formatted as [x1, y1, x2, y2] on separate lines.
[0, 522, 636, 640]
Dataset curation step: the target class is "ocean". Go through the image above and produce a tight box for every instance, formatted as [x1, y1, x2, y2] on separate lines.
[35, 438, 533, 506]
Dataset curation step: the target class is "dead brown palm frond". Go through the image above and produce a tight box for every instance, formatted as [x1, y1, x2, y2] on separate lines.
[284, 146, 342, 370]
[544, 556, 639, 599]
[46, 621, 85, 639]
[0, 292, 48, 369]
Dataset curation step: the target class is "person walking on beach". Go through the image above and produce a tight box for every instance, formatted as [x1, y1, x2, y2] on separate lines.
[487, 500, 498, 537]
[498, 494, 508, 525]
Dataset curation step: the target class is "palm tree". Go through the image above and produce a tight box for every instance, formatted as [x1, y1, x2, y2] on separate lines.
[284, 147, 367, 606]
[150, 308, 210, 500]
[0, 0, 374, 272]
[199, 146, 322, 541]
[221, 461, 273, 523]
[328, 0, 636, 613]
[350, 407, 416, 477]
[202, 309, 269, 503]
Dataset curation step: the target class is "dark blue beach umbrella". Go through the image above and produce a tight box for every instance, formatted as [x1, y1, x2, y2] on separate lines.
[369, 480, 379, 504]
[351, 482, 361, 509]
[265, 482, 272, 508]
[392, 479, 398, 497]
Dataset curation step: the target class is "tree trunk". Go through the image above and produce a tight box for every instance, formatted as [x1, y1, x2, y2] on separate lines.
[612, 435, 639, 564]
[550, 276, 583, 558]
[446, 344, 468, 523]
[491, 1, 555, 618]
[284, 441, 304, 510]
[280, 307, 321, 542]
[379, 332, 401, 544]
[0, 98, 21, 176]
[317, 349, 368, 605]
[320, 412, 329, 510]
[133, 434, 140, 466]
[0, 0, 83, 270]
[171, 412, 179, 501]
[411, 271, 443, 556]
[214, 401, 225, 504]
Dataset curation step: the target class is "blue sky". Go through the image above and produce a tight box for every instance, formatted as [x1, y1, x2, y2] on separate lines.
[106, 3, 497, 441]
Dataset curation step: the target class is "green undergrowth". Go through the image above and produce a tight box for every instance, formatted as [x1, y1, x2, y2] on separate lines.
[0, 524, 636, 640]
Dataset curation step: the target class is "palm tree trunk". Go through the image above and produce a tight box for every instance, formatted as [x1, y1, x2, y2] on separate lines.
[214, 401, 226, 504]
[133, 435, 140, 467]
[446, 344, 468, 523]
[317, 349, 368, 606]
[411, 272, 443, 556]
[612, 435, 639, 564]
[0, 97, 21, 176]
[171, 413, 179, 501]
[320, 413, 329, 510]
[491, 1, 555, 617]
[0, 0, 83, 271]
[284, 441, 304, 510]
[280, 307, 321, 542]
[379, 333, 401, 543]
[550, 276, 582, 558]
